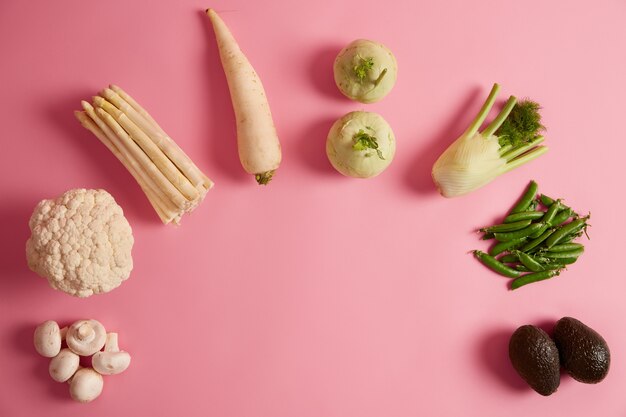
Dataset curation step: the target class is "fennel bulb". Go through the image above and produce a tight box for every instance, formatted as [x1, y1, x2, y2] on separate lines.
[432, 83, 547, 197]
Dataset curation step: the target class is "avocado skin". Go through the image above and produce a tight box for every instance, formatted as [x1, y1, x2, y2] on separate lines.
[509, 325, 560, 396]
[553, 317, 610, 383]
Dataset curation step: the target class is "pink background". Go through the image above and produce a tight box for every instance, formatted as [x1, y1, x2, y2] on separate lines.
[1, 0, 625, 415]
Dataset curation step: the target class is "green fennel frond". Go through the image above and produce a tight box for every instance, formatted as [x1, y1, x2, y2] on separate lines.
[496, 100, 545, 148]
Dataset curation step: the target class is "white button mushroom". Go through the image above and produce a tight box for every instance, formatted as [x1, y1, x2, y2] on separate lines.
[69, 368, 104, 403]
[66, 319, 107, 356]
[92, 333, 131, 375]
[34, 320, 62, 358]
[49, 348, 80, 382]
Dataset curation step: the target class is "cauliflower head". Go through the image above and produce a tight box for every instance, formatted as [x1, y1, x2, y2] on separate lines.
[26, 189, 134, 297]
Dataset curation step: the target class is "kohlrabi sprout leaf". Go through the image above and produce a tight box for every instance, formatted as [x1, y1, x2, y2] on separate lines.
[353, 129, 385, 159]
[353, 56, 374, 82]
[496, 100, 545, 148]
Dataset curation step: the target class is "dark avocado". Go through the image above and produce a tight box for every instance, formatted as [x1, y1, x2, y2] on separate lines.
[509, 325, 560, 395]
[553, 317, 610, 383]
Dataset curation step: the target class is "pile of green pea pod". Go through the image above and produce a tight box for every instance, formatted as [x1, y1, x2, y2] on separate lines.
[473, 181, 589, 290]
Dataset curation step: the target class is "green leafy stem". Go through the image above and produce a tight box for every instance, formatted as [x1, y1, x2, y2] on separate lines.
[463, 83, 547, 172]
[353, 56, 387, 86]
[353, 129, 384, 160]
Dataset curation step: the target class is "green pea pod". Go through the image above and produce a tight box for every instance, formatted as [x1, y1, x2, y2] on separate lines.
[482, 233, 495, 240]
[529, 223, 550, 238]
[515, 264, 530, 272]
[481, 220, 532, 233]
[540, 195, 578, 216]
[539, 194, 556, 206]
[541, 263, 567, 270]
[545, 218, 588, 248]
[504, 211, 545, 223]
[509, 181, 539, 214]
[520, 228, 556, 252]
[551, 208, 574, 226]
[499, 254, 519, 263]
[544, 247, 584, 259]
[548, 243, 584, 252]
[489, 237, 527, 256]
[546, 257, 578, 265]
[494, 223, 546, 242]
[514, 250, 545, 272]
[559, 231, 584, 245]
[535, 254, 578, 265]
[511, 270, 560, 290]
[541, 199, 561, 225]
[473, 250, 521, 278]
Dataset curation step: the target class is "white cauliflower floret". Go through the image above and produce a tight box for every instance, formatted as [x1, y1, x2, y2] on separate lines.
[26, 189, 134, 297]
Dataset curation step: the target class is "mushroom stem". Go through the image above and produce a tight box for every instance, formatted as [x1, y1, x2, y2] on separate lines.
[104, 333, 120, 352]
[77, 324, 95, 342]
[60, 326, 68, 340]
[66, 320, 107, 356]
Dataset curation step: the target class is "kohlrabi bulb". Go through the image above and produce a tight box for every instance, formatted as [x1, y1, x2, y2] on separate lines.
[333, 39, 397, 103]
[326, 111, 395, 178]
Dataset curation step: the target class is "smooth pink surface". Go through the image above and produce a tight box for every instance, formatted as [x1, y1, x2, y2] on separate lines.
[1, 0, 625, 415]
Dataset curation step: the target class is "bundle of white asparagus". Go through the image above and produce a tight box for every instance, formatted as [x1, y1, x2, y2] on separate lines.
[75, 85, 213, 225]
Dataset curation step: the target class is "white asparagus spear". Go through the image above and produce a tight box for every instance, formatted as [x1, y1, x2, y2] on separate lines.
[78, 102, 181, 221]
[109, 84, 165, 136]
[109, 84, 214, 190]
[206, 8, 282, 185]
[76, 85, 214, 224]
[90, 105, 189, 210]
[100, 87, 211, 191]
[93, 96, 200, 201]
[80, 103, 181, 219]
[75, 111, 175, 223]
